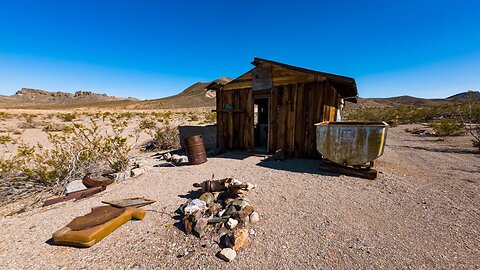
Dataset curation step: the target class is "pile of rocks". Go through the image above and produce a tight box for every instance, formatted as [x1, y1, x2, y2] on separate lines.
[159, 152, 189, 165]
[180, 178, 259, 262]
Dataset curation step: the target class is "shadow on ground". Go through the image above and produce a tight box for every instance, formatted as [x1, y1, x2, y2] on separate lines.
[401, 145, 479, 155]
[256, 158, 340, 177]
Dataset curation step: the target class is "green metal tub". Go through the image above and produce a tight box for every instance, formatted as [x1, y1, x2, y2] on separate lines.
[315, 121, 389, 166]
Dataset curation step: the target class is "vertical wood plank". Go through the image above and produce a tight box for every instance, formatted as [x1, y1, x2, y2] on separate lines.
[294, 83, 305, 157]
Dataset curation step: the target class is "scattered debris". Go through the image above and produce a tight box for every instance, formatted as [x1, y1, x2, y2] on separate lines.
[272, 149, 286, 161]
[102, 197, 156, 208]
[52, 206, 145, 248]
[43, 186, 106, 207]
[158, 152, 189, 165]
[193, 177, 256, 193]
[64, 180, 87, 194]
[82, 173, 114, 188]
[179, 177, 259, 262]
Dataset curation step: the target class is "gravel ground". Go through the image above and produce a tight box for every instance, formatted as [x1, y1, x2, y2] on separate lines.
[0, 124, 479, 269]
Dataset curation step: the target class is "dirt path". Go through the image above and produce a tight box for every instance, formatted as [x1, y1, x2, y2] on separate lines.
[0, 125, 478, 269]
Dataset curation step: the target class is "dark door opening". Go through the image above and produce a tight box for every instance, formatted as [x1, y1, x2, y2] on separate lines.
[254, 98, 269, 152]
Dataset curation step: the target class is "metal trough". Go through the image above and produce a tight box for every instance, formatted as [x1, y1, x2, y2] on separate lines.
[315, 121, 389, 166]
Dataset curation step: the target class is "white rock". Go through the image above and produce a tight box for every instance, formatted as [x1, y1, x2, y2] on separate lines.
[250, 212, 260, 223]
[184, 199, 207, 215]
[171, 154, 182, 164]
[249, 229, 256, 235]
[130, 168, 145, 177]
[218, 248, 236, 262]
[217, 209, 226, 217]
[64, 180, 87, 194]
[226, 218, 238, 229]
[163, 152, 172, 160]
[245, 183, 256, 190]
[232, 178, 242, 186]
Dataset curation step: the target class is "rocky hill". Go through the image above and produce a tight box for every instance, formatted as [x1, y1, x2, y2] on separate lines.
[0, 88, 137, 108]
[446, 90, 480, 101]
[0, 83, 476, 110]
[126, 77, 232, 109]
[346, 90, 479, 110]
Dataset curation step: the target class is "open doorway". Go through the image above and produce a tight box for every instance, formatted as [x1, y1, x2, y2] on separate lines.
[254, 98, 269, 152]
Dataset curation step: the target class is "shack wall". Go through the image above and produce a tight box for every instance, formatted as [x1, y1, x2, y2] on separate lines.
[216, 88, 253, 151]
[216, 81, 338, 157]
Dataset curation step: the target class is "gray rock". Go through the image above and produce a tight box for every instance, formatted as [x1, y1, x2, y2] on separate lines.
[218, 248, 236, 262]
[64, 180, 87, 194]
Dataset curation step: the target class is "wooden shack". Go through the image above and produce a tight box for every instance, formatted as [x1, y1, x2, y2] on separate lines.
[208, 58, 358, 157]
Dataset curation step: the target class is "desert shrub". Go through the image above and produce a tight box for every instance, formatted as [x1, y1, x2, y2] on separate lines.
[139, 118, 157, 130]
[0, 112, 13, 120]
[0, 117, 138, 206]
[117, 112, 135, 120]
[164, 111, 172, 120]
[430, 119, 464, 136]
[147, 125, 180, 150]
[58, 113, 77, 122]
[189, 114, 200, 122]
[345, 104, 474, 126]
[204, 111, 216, 123]
[456, 94, 480, 150]
[42, 123, 67, 132]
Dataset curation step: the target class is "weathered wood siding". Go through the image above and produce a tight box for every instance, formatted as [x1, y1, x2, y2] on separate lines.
[267, 81, 338, 157]
[216, 88, 253, 150]
[216, 81, 338, 157]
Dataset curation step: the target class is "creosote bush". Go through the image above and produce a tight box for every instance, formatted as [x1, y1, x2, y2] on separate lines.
[0, 117, 139, 206]
[430, 119, 464, 137]
[148, 125, 180, 150]
[456, 94, 480, 150]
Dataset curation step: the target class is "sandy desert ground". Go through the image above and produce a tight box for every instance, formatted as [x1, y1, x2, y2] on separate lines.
[0, 120, 479, 269]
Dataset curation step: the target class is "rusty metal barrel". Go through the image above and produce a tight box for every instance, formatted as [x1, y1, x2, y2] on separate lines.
[184, 135, 207, 165]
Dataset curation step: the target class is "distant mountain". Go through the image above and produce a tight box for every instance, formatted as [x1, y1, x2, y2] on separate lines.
[0, 84, 475, 110]
[0, 88, 137, 109]
[446, 90, 480, 101]
[0, 78, 232, 109]
[125, 77, 232, 109]
[345, 91, 479, 110]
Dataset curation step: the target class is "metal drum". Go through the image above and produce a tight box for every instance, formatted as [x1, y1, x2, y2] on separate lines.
[184, 135, 208, 165]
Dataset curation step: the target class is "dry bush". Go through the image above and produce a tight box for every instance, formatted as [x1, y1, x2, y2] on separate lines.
[456, 94, 480, 150]
[145, 125, 180, 150]
[189, 114, 200, 122]
[42, 122, 67, 132]
[204, 111, 216, 123]
[139, 118, 157, 130]
[58, 113, 77, 122]
[430, 119, 464, 136]
[0, 117, 139, 207]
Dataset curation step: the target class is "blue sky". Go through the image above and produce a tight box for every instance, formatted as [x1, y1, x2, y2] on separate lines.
[0, 0, 479, 99]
